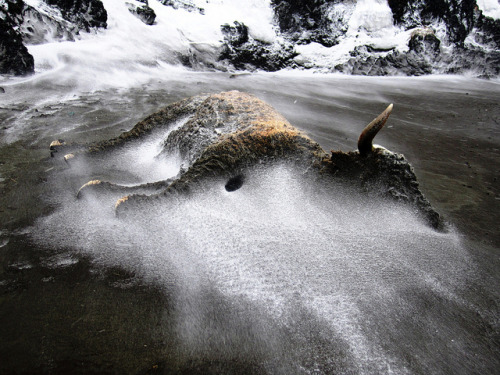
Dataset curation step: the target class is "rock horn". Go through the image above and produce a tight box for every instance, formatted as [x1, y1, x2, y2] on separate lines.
[357, 103, 393, 156]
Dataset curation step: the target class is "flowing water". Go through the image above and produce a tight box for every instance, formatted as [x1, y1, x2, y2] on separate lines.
[1, 1, 500, 374]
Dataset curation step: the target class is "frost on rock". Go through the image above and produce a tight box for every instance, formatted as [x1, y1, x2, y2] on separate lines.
[2, 0, 500, 78]
[42, 0, 107, 32]
[127, 1, 156, 25]
[219, 21, 297, 72]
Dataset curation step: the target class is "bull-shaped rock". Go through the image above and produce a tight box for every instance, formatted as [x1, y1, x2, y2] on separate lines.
[50, 91, 442, 229]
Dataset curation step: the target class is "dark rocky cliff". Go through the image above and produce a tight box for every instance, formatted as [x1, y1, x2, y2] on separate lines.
[43, 0, 107, 31]
[0, 0, 34, 75]
[0, 0, 107, 76]
[1, 0, 499, 77]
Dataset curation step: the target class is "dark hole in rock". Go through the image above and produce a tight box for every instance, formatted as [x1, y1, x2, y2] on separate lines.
[225, 175, 245, 192]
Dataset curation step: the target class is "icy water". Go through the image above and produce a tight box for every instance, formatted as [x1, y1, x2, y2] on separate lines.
[0, 71, 499, 374]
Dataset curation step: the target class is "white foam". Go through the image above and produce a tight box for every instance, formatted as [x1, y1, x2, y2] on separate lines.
[88, 115, 189, 183]
[18, 0, 497, 87]
[476, 0, 500, 19]
[347, 0, 394, 36]
[31, 161, 473, 373]
[294, 0, 412, 70]
[23, 0, 279, 90]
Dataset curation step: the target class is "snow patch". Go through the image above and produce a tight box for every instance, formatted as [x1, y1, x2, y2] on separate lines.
[476, 0, 500, 19]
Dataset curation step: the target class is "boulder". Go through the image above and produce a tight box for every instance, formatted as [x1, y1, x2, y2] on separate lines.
[387, 0, 476, 45]
[43, 0, 107, 32]
[127, 3, 156, 25]
[270, 0, 349, 47]
[159, 0, 204, 14]
[219, 21, 297, 72]
[0, 18, 34, 75]
[19, 5, 77, 44]
[408, 27, 441, 55]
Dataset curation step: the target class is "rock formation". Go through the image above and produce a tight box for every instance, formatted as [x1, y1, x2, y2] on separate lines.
[219, 21, 297, 72]
[43, 0, 107, 31]
[0, 0, 107, 76]
[127, 1, 156, 25]
[2, 0, 499, 77]
[0, 1, 34, 75]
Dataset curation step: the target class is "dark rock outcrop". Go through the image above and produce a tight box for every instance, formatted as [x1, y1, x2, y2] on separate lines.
[338, 27, 441, 76]
[2, 0, 499, 77]
[2, 0, 24, 21]
[264, 0, 499, 77]
[0, 9, 34, 75]
[159, 0, 204, 14]
[337, 48, 429, 76]
[332, 1, 500, 77]
[388, 0, 476, 45]
[219, 21, 297, 72]
[0, 0, 107, 75]
[18, 5, 77, 44]
[475, 13, 500, 47]
[127, 2, 156, 25]
[1, 0, 106, 45]
[385, 0, 500, 76]
[408, 27, 441, 55]
[43, 0, 107, 32]
[270, 0, 351, 47]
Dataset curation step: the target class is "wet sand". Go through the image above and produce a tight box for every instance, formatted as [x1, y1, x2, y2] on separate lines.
[0, 75, 499, 374]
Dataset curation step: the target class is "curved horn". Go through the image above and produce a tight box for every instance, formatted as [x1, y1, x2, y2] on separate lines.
[357, 103, 393, 156]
